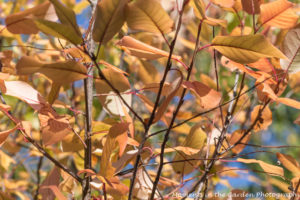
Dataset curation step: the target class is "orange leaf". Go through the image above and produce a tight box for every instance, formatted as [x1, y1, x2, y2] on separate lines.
[277, 153, 300, 177]
[183, 81, 221, 110]
[260, 0, 298, 29]
[229, 130, 251, 154]
[250, 105, 272, 132]
[116, 36, 181, 60]
[0, 124, 20, 146]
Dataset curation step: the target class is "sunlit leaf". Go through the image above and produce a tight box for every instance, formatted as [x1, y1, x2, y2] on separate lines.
[0, 80, 46, 111]
[282, 26, 300, 74]
[260, 0, 298, 29]
[92, 0, 128, 44]
[277, 153, 300, 177]
[237, 158, 284, 177]
[126, 0, 174, 34]
[212, 34, 287, 64]
[39, 167, 62, 200]
[95, 67, 131, 116]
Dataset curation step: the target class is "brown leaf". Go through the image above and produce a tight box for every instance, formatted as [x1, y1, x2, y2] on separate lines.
[241, 0, 261, 14]
[5, 2, 56, 34]
[38, 105, 71, 146]
[183, 81, 221, 110]
[16, 56, 87, 85]
[92, 0, 128, 43]
[39, 167, 61, 200]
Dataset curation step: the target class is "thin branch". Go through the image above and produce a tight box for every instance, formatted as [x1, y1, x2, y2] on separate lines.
[34, 156, 44, 200]
[128, 3, 188, 199]
[150, 18, 204, 199]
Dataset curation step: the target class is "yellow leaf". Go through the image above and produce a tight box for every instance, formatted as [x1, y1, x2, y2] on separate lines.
[237, 158, 284, 177]
[212, 34, 287, 64]
[126, 0, 174, 34]
[172, 124, 207, 175]
[260, 0, 298, 29]
[92, 0, 128, 44]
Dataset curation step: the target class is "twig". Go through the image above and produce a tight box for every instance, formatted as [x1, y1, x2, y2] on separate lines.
[34, 156, 44, 200]
[127, 3, 188, 199]
[150, 18, 204, 199]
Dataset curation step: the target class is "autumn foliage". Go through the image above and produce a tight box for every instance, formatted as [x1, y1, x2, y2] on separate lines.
[1, 0, 300, 199]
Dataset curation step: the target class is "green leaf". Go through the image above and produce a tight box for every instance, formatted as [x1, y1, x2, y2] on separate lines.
[212, 34, 287, 64]
[35, 19, 82, 45]
[92, 0, 128, 44]
[125, 0, 174, 34]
